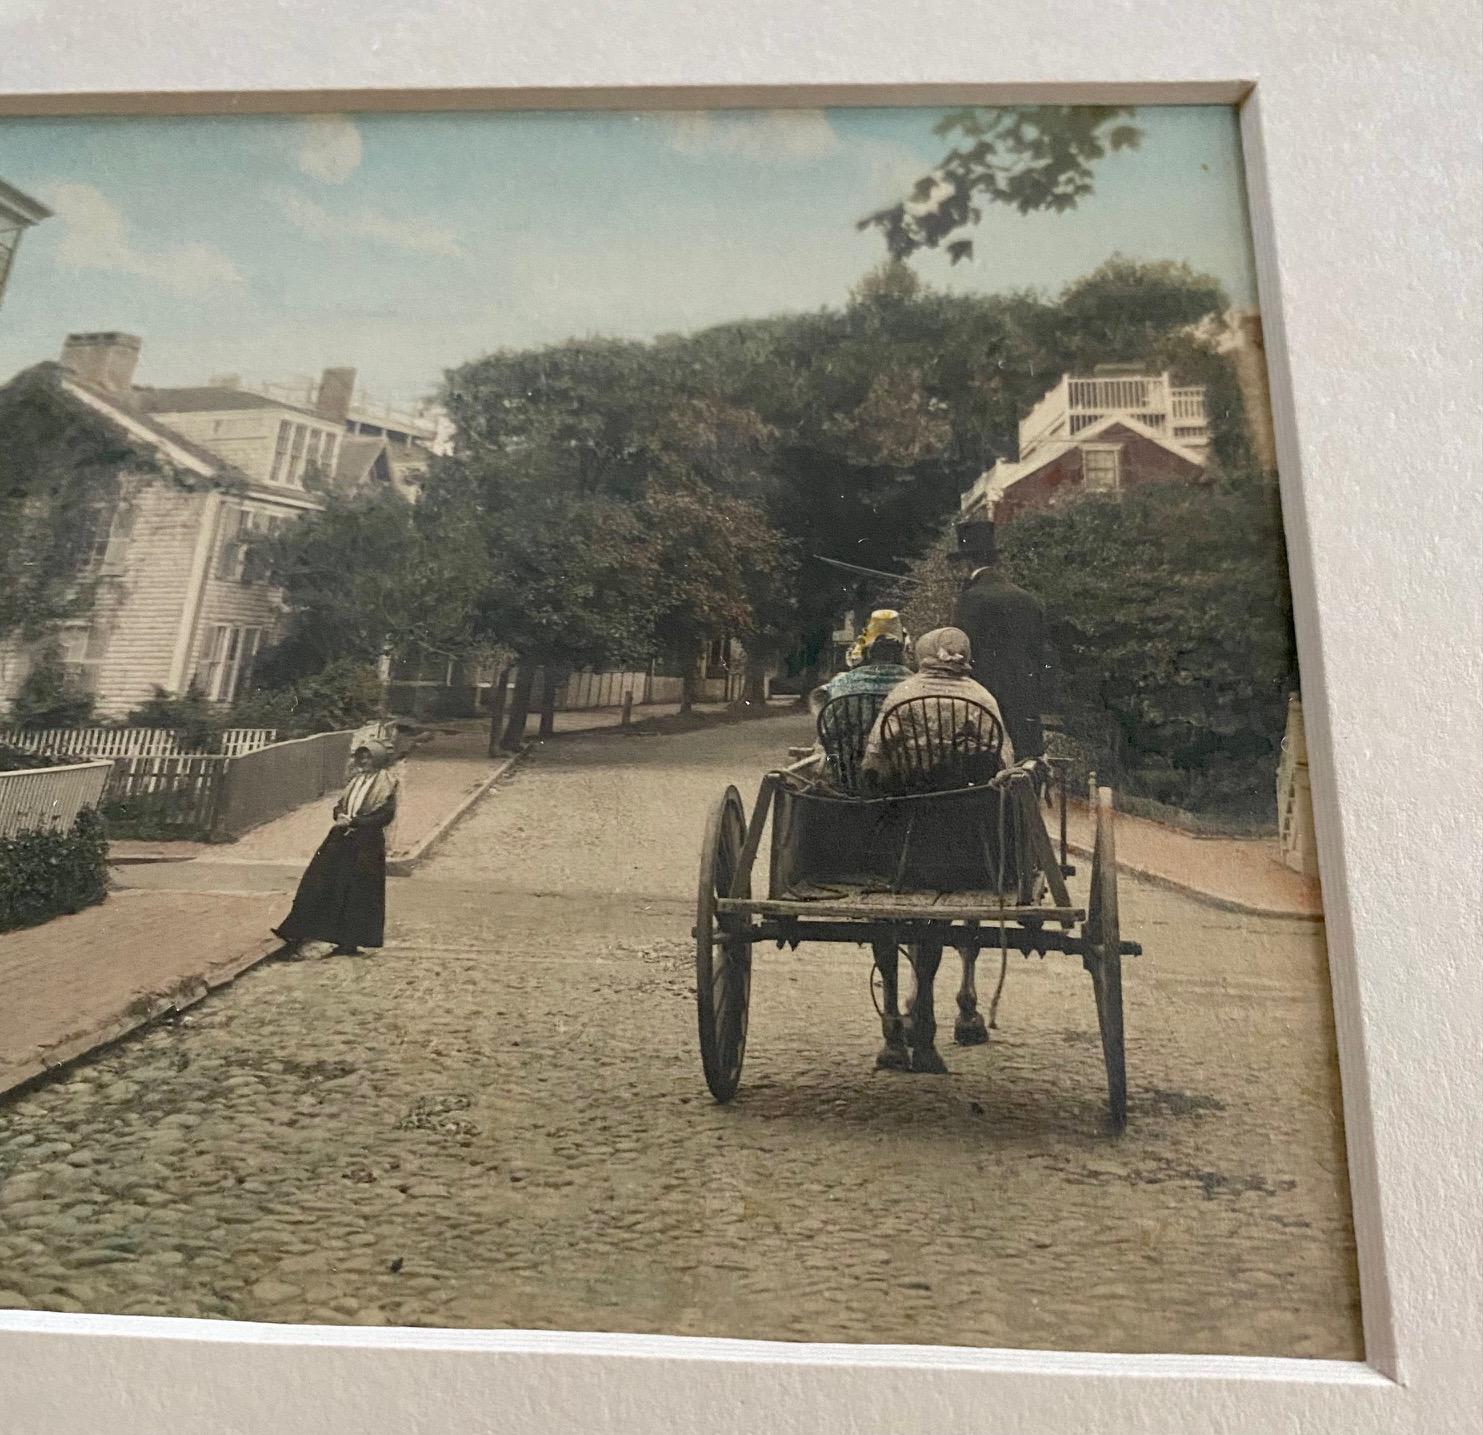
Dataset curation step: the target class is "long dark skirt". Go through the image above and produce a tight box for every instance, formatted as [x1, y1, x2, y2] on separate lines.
[273, 824, 387, 949]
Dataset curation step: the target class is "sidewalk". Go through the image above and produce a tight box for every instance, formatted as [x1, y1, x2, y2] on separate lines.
[1061, 796, 1323, 921]
[1, 725, 522, 1098]
[0, 890, 283, 1096]
[1, 708, 732, 1096]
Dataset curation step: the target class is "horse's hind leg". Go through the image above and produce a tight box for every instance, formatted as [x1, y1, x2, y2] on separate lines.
[907, 940, 948, 1074]
[872, 939, 910, 1071]
[954, 947, 990, 1046]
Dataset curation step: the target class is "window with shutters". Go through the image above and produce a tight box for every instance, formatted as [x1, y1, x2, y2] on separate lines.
[57, 617, 113, 691]
[218, 507, 286, 584]
[287, 423, 308, 485]
[197, 624, 264, 703]
[86, 501, 136, 574]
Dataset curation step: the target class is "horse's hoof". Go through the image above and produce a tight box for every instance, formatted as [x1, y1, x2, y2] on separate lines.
[875, 1042, 912, 1072]
[909, 1046, 950, 1075]
[954, 1014, 990, 1046]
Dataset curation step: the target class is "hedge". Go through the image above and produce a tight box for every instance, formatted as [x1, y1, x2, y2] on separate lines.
[0, 807, 111, 933]
[0, 743, 72, 773]
[903, 467, 1298, 823]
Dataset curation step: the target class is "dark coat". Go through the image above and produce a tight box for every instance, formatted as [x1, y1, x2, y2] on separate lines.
[951, 568, 1055, 759]
[273, 783, 397, 950]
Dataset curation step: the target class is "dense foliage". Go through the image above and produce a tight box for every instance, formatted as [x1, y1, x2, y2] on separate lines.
[128, 661, 385, 745]
[903, 465, 1297, 819]
[0, 743, 72, 773]
[257, 489, 484, 685]
[0, 365, 213, 645]
[0, 807, 110, 933]
[7, 646, 96, 729]
[409, 255, 1238, 718]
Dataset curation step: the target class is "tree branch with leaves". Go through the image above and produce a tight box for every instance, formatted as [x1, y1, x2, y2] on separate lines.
[859, 106, 1143, 263]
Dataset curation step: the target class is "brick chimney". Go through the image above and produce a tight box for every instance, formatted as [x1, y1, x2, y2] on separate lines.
[315, 366, 356, 423]
[61, 332, 143, 394]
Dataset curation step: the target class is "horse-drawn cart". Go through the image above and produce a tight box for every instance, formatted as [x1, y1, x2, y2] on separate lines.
[693, 720, 1142, 1132]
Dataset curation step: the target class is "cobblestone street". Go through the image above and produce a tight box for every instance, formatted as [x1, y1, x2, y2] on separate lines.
[0, 714, 1362, 1357]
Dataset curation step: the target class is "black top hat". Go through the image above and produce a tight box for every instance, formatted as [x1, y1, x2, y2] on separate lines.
[949, 518, 996, 564]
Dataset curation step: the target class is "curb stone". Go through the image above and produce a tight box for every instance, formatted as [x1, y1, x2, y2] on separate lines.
[0, 934, 281, 1100]
[386, 748, 526, 878]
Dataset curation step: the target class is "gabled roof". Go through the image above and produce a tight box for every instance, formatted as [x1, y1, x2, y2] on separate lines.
[334, 435, 387, 489]
[974, 412, 1207, 509]
[136, 385, 326, 420]
[35, 364, 231, 479]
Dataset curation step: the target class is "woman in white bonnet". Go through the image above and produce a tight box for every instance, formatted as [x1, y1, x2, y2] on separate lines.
[861, 626, 1013, 787]
[272, 737, 400, 957]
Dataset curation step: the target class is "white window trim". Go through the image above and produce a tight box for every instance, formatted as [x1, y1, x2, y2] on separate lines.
[1081, 442, 1123, 490]
[197, 622, 263, 703]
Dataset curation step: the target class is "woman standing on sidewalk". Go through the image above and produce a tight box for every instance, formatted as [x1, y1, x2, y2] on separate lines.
[273, 739, 399, 957]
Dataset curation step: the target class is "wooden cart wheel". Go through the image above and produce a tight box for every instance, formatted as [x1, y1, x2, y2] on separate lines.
[1084, 785, 1127, 1133]
[695, 786, 752, 1103]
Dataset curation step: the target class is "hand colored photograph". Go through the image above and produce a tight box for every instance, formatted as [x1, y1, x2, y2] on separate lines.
[0, 103, 1358, 1358]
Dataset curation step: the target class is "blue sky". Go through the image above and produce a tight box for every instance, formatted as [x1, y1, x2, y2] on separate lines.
[0, 105, 1258, 408]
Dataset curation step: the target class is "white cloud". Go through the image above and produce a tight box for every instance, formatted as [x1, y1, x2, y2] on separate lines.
[271, 186, 465, 258]
[659, 109, 840, 164]
[39, 181, 245, 297]
[296, 114, 363, 184]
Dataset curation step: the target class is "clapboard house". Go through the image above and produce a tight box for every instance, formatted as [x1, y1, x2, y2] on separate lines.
[0, 332, 428, 718]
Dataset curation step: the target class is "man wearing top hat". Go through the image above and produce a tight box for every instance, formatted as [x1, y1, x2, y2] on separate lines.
[949, 517, 1055, 761]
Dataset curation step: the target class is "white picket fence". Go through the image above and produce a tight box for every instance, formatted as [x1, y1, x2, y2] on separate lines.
[0, 760, 113, 840]
[0, 726, 277, 759]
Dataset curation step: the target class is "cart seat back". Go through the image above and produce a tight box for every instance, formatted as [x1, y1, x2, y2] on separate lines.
[816, 691, 886, 794]
[872, 694, 1006, 794]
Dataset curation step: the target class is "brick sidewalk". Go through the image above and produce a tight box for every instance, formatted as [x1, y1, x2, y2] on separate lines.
[1060, 796, 1323, 920]
[0, 890, 282, 1096]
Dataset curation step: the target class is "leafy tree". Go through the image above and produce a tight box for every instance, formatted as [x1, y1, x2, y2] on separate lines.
[257, 488, 484, 695]
[419, 456, 667, 748]
[859, 106, 1143, 262]
[640, 478, 798, 712]
[430, 338, 795, 745]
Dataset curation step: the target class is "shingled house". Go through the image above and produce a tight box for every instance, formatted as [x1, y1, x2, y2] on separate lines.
[0, 332, 430, 718]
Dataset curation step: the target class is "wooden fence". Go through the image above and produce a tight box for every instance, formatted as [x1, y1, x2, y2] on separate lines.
[101, 754, 229, 839]
[0, 726, 277, 759]
[553, 670, 686, 710]
[212, 731, 354, 840]
[98, 731, 353, 841]
[0, 761, 113, 840]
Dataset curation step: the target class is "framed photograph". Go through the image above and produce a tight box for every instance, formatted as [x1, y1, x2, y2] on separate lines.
[0, 2, 1478, 1432]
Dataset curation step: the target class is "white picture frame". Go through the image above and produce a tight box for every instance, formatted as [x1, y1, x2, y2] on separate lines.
[1, 1, 1479, 1430]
